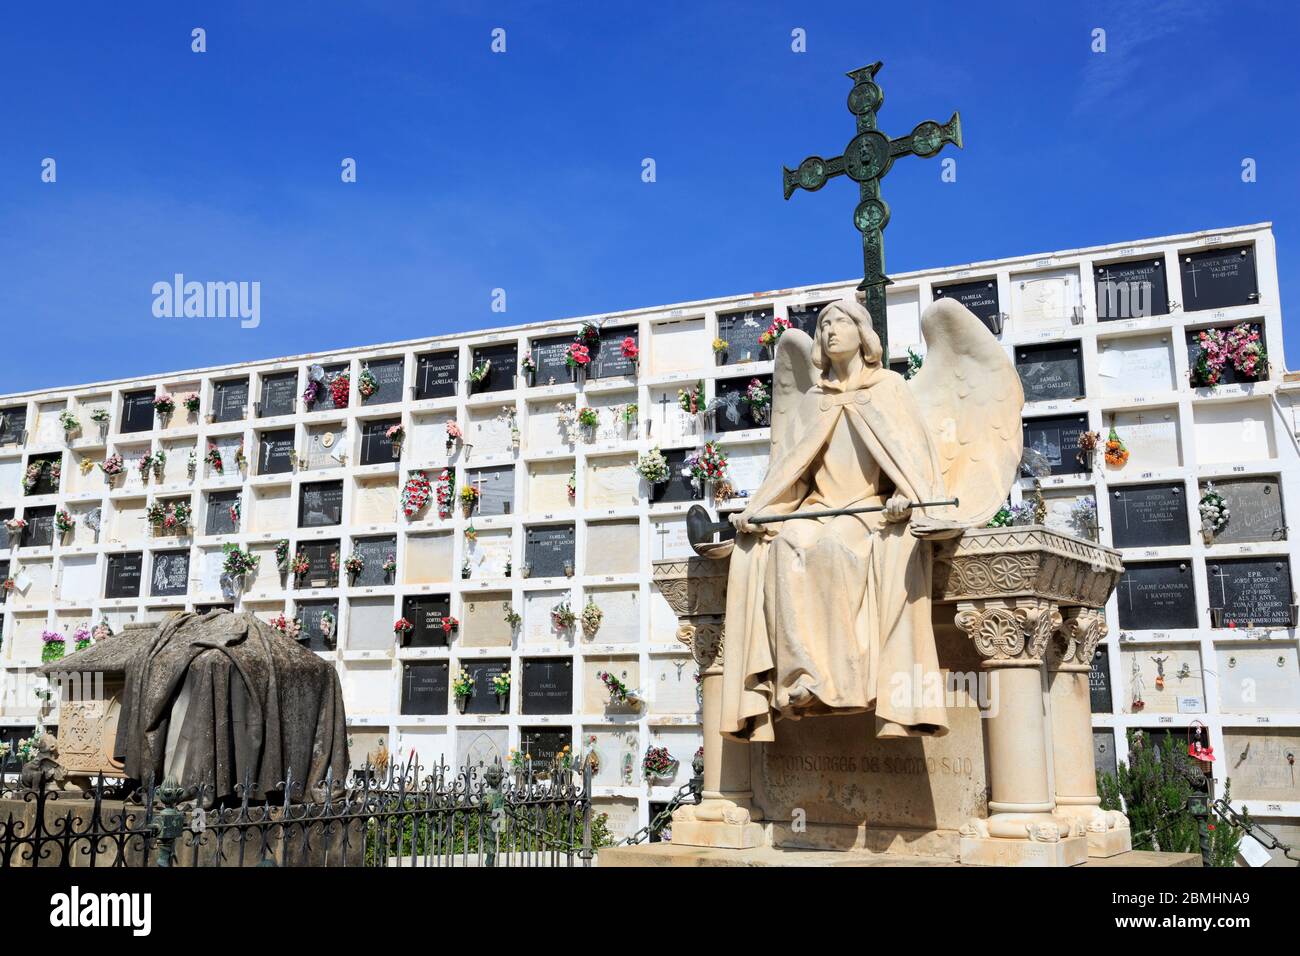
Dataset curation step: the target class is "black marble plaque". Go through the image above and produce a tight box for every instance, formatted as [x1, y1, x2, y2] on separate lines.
[351, 535, 396, 587]
[717, 307, 772, 364]
[1095, 257, 1169, 320]
[0, 725, 36, 775]
[1093, 730, 1118, 779]
[361, 358, 404, 406]
[592, 325, 639, 379]
[1021, 414, 1091, 478]
[258, 429, 295, 475]
[529, 334, 575, 385]
[360, 418, 401, 466]
[1016, 342, 1084, 402]
[651, 448, 698, 503]
[932, 279, 1000, 332]
[105, 551, 143, 598]
[150, 550, 190, 597]
[259, 371, 298, 418]
[20, 506, 55, 548]
[1204, 477, 1286, 544]
[1185, 323, 1265, 386]
[120, 389, 155, 433]
[1180, 245, 1259, 313]
[470, 344, 518, 393]
[401, 662, 449, 715]
[787, 302, 828, 337]
[401, 593, 451, 647]
[414, 351, 459, 400]
[212, 378, 249, 423]
[205, 489, 241, 536]
[26, 453, 62, 496]
[1109, 483, 1189, 549]
[521, 658, 573, 715]
[0, 405, 26, 445]
[298, 600, 339, 651]
[1116, 561, 1197, 630]
[1205, 557, 1293, 628]
[713, 375, 772, 432]
[518, 727, 573, 766]
[299, 481, 344, 527]
[467, 466, 514, 516]
[309, 363, 349, 411]
[1089, 645, 1113, 713]
[296, 539, 340, 590]
[523, 524, 575, 578]
[463, 659, 510, 715]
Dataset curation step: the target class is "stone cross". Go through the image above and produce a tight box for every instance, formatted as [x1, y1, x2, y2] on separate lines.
[782, 61, 962, 362]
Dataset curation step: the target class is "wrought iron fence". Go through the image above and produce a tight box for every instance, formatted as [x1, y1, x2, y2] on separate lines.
[0, 757, 595, 868]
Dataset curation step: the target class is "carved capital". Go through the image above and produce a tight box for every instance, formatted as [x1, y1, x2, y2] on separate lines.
[676, 618, 724, 669]
[1053, 607, 1108, 669]
[954, 599, 1061, 663]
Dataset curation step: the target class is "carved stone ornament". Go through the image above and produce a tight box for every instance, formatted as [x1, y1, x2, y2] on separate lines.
[1053, 607, 1108, 669]
[675, 620, 723, 669]
[954, 599, 1062, 663]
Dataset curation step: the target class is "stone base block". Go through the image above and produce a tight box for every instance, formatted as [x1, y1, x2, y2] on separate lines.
[669, 819, 765, 850]
[772, 822, 959, 861]
[1087, 827, 1133, 858]
[959, 834, 1088, 867]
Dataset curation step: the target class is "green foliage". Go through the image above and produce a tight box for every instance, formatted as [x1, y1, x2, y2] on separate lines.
[1097, 730, 1241, 866]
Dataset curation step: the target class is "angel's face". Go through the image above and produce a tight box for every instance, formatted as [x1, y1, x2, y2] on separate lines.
[819, 310, 859, 361]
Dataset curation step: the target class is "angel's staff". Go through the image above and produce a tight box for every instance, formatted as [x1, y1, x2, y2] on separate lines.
[686, 499, 958, 553]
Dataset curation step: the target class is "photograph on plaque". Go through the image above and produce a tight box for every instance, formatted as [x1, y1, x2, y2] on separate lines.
[1089, 645, 1112, 713]
[467, 465, 514, 516]
[258, 371, 298, 418]
[521, 657, 573, 715]
[1014, 342, 1084, 403]
[461, 659, 510, 714]
[528, 334, 575, 385]
[592, 325, 638, 379]
[0, 405, 28, 445]
[1186, 322, 1266, 387]
[296, 539, 340, 590]
[120, 389, 155, 433]
[1200, 476, 1285, 544]
[1179, 245, 1259, 313]
[716, 307, 772, 365]
[258, 428, 295, 475]
[359, 418, 401, 465]
[414, 351, 459, 400]
[349, 535, 397, 587]
[713, 375, 772, 432]
[401, 593, 451, 647]
[299, 480, 344, 527]
[298, 600, 339, 651]
[150, 550, 190, 597]
[211, 378, 249, 422]
[1021, 414, 1089, 477]
[105, 551, 143, 599]
[932, 278, 1001, 332]
[1205, 557, 1294, 629]
[523, 524, 576, 579]
[1108, 482, 1189, 549]
[1094, 257, 1169, 320]
[1116, 560, 1198, 631]
[20, 506, 56, 548]
[470, 343, 518, 393]
[205, 489, 241, 535]
[401, 662, 450, 716]
[360, 358, 405, 405]
[651, 448, 698, 503]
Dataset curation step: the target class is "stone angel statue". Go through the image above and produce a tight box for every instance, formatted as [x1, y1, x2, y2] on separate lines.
[720, 297, 1023, 742]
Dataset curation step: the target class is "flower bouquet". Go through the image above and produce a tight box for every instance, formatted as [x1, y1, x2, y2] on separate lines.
[642, 745, 678, 783]
[576, 406, 599, 432]
[445, 419, 462, 452]
[634, 447, 670, 485]
[400, 470, 433, 518]
[41, 630, 66, 664]
[181, 392, 201, 415]
[73, 625, 93, 653]
[357, 367, 378, 399]
[1076, 430, 1100, 469]
[275, 539, 291, 573]
[4, 516, 28, 537]
[492, 670, 511, 712]
[58, 410, 80, 437]
[459, 483, 479, 516]
[100, 454, 124, 481]
[598, 670, 638, 707]
[677, 381, 705, 416]
[565, 342, 591, 374]
[386, 424, 405, 456]
[581, 598, 603, 638]
[393, 617, 413, 636]
[1199, 484, 1229, 542]
[1103, 427, 1129, 468]
[54, 509, 74, 537]
[551, 601, 577, 631]
[344, 553, 365, 579]
[435, 469, 454, 518]
[270, 614, 302, 641]
[440, 615, 459, 636]
[152, 393, 176, 418]
[685, 441, 729, 490]
[620, 336, 639, 365]
[468, 359, 491, 387]
[452, 667, 475, 712]
[504, 604, 522, 628]
[759, 316, 792, 352]
[742, 378, 770, 426]
[221, 543, 259, 580]
[382, 553, 397, 576]
[205, 443, 224, 474]
[291, 550, 311, 579]
[329, 372, 351, 408]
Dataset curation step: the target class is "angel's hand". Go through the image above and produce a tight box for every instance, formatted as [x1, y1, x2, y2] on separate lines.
[883, 495, 913, 523]
[731, 512, 763, 535]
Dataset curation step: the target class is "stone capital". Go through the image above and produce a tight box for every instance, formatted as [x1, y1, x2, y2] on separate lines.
[954, 598, 1062, 664]
[676, 618, 724, 670]
[1050, 607, 1108, 671]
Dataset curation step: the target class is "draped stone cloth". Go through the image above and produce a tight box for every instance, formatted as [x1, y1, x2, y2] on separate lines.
[114, 611, 348, 803]
[720, 366, 954, 743]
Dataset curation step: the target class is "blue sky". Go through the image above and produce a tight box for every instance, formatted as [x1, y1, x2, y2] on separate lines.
[1, 0, 1296, 392]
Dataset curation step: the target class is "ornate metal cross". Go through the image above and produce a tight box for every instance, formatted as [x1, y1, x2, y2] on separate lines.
[782, 61, 962, 362]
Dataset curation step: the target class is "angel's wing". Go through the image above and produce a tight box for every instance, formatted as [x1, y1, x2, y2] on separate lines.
[908, 298, 1024, 527]
[769, 328, 817, 460]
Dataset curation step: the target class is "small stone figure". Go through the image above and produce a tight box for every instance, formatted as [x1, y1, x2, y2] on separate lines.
[19, 734, 69, 792]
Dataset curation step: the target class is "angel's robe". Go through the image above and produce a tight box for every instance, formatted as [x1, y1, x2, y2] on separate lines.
[720, 364, 953, 742]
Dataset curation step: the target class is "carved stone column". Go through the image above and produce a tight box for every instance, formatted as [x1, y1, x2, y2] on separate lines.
[1048, 607, 1131, 857]
[653, 558, 763, 849]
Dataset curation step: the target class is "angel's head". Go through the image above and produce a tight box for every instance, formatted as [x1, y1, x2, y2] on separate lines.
[812, 298, 883, 373]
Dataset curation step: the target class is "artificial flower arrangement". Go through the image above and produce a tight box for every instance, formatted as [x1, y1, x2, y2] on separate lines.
[58, 411, 80, 436]
[344, 553, 365, 578]
[328, 551, 341, 576]
[452, 667, 475, 705]
[678, 380, 705, 415]
[491, 670, 511, 697]
[137, 453, 154, 480]
[393, 617, 413, 636]
[291, 549, 311, 578]
[580, 598, 603, 637]
[598, 670, 637, 706]
[1191, 323, 1268, 388]
[229, 497, 242, 529]
[642, 745, 677, 782]
[742, 378, 771, 425]
[520, 352, 536, 377]
[3, 517, 28, 535]
[54, 509, 74, 536]
[357, 366, 378, 399]
[73, 625, 93, 653]
[234, 443, 247, 471]
[459, 483, 479, 515]
[759, 316, 792, 350]
[496, 407, 521, 448]
[440, 614, 459, 636]
[565, 342, 591, 371]
[464, 523, 478, 542]
[221, 543, 259, 579]
[634, 447, 670, 484]
[712, 337, 729, 356]
[576, 406, 599, 430]
[461, 557, 472, 579]
[1199, 483, 1229, 540]
[1068, 496, 1099, 540]
[152, 393, 176, 418]
[21, 462, 43, 494]
[100, 454, 125, 480]
[78, 458, 95, 476]
[275, 539, 291, 573]
[904, 348, 925, 381]
[622, 404, 638, 428]
[985, 506, 1013, 528]
[329, 372, 351, 408]
[1076, 430, 1100, 468]
[567, 470, 576, 502]
[386, 424, 405, 454]
[269, 614, 302, 641]
[1103, 427, 1129, 468]
[556, 403, 579, 444]
[685, 441, 729, 486]
[401, 470, 434, 518]
[620, 336, 639, 364]
[146, 499, 192, 531]
[468, 358, 492, 385]
[181, 392, 201, 414]
[301, 379, 321, 408]
[151, 448, 167, 479]
[205, 443, 224, 474]
[550, 601, 577, 631]
[89, 408, 111, 426]
[434, 469, 454, 518]
[504, 603, 522, 628]
[577, 322, 601, 349]
[382, 553, 397, 576]
[41, 630, 66, 664]
[445, 419, 462, 451]
[92, 619, 113, 642]
[187, 449, 198, 479]
[319, 609, 336, 641]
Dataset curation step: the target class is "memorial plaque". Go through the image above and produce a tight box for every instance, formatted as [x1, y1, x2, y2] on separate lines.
[212, 378, 249, 423]
[359, 418, 401, 466]
[932, 278, 1000, 332]
[1093, 730, 1118, 780]
[299, 480, 344, 527]
[304, 424, 347, 471]
[296, 539, 340, 590]
[258, 429, 295, 475]
[310, 363, 349, 411]
[1202, 476, 1285, 544]
[298, 600, 339, 651]
[523, 524, 575, 578]
[592, 325, 639, 379]
[21, 506, 55, 548]
[716, 307, 771, 364]
[360, 358, 404, 405]
[462, 659, 510, 715]
[401, 593, 451, 647]
[518, 727, 572, 766]
[205, 489, 241, 536]
[414, 351, 458, 400]
[1095, 257, 1169, 320]
[258, 371, 298, 418]
[713, 375, 772, 432]
[400, 662, 450, 716]
[121, 389, 155, 433]
[350, 535, 397, 587]
[1109, 483, 1189, 549]
[0, 405, 27, 445]
[470, 343, 518, 393]
[1217, 646, 1300, 714]
[651, 448, 698, 503]
[150, 550, 190, 597]
[1206, 558, 1293, 628]
[1096, 335, 1175, 395]
[529, 334, 574, 385]
[1089, 645, 1113, 713]
[458, 728, 509, 770]
[1180, 245, 1259, 313]
[1223, 730, 1300, 802]
[26, 453, 62, 496]
[521, 658, 573, 715]
[467, 466, 514, 516]
[1116, 560, 1197, 630]
[787, 301, 829, 337]
[1021, 414, 1090, 477]
[1186, 323, 1265, 387]
[105, 551, 143, 598]
[1015, 342, 1084, 402]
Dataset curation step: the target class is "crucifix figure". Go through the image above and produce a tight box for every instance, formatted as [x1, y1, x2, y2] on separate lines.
[782, 61, 962, 362]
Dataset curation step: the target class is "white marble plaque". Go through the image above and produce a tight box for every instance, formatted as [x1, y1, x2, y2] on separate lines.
[583, 587, 640, 644]
[1011, 267, 1080, 330]
[0, 459, 20, 496]
[15, 561, 53, 605]
[886, 290, 921, 353]
[461, 593, 513, 647]
[647, 727, 702, 788]
[467, 528, 511, 577]
[1193, 400, 1275, 466]
[585, 393, 638, 443]
[528, 460, 573, 513]
[467, 407, 514, 457]
[348, 597, 396, 651]
[342, 663, 393, 716]
[34, 402, 65, 447]
[651, 318, 707, 374]
[649, 655, 699, 715]
[586, 456, 639, 508]
[727, 446, 769, 497]
[586, 521, 640, 575]
[649, 518, 692, 561]
[59, 555, 98, 600]
[119, 445, 151, 491]
[582, 730, 640, 788]
[524, 589, 570, 644]
[647, 387, 700, 444]
[1096, 335, 1175, 396]
[110, 500, 148, 544]
[212, 436, 243, 475]
[527, 401, 570, 452]
[1216, 647, 1300, 714]
[391, 727, 449, 779]
[1112, 410, 1182, 470]
[1119, 645, 1203, 714]
[591, 797, 639, 838]
[457, 727, 508, 769]
[583, 656, 640, 715]
[8, 613, 48, 663]
[251, 485, 293, 532]
[404, 533, 453, 584]
[248, 543, 282, 592]
[305, 424, 347, 470]
[1222, 731, 1300, 802]
[354, 476, 398, 525]
[649, 585, 682, 643]
[159, 439, 196, 484]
